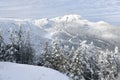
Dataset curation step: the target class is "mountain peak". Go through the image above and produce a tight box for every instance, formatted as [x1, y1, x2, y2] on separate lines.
[51, 14, 82, 22]
[62, 14, 81, 19]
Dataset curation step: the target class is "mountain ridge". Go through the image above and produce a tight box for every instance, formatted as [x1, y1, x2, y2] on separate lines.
[0, 14, 120, 52]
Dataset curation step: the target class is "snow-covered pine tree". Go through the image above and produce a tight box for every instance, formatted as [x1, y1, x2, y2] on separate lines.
[0, 29, 6, 61]
[68, 41, 100, 80]
[50, 41, 67, 72]
[39, 41, 67, 72]
[98, 49, 118, 80]
[68, 46, 82, 80]
[4, 28, 18, 62]
[24, 30, 35, 64]
[4, 45, 17, 62]
[113, 47, 120, 73]
[16, 25, 25, 63]
[38, 42, 52, 67]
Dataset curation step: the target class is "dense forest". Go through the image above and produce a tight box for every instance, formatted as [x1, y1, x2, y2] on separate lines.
[0, 26, 120, 80]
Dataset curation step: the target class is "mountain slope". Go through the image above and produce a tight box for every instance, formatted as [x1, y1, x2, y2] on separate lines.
[0, 14, 120, 52]
[34, 14, 120, 50]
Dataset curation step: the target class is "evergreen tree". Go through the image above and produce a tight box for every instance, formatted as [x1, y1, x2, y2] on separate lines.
[5, 28, 18, 62]
[0, 29, 6, 61]
[12, 25, 25, 64]
[24, 30, 35, 64]
[39, 42, 52, 67]
[4, 44, 17, 62]
[98, 49, 118, 80]
[38, 41, 67, 73]
[49, 42, 66, 71]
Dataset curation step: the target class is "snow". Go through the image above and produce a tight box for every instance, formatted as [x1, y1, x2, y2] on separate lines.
[0, 62, 69, 80]
[34, 18, 48, 27]
[0, 14, 120, 50]
[51, 14, 82, 22]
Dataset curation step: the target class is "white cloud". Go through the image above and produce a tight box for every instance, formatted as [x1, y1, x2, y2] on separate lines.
[0, 0, 120, 26]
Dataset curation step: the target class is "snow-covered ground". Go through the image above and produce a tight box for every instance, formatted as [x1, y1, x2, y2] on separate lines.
[0, 62, 69, 80]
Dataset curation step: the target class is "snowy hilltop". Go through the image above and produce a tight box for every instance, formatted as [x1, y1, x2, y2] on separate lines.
[0, 62, 69, 80]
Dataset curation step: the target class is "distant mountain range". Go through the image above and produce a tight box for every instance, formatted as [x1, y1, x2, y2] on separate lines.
[0, 14, 120, 53]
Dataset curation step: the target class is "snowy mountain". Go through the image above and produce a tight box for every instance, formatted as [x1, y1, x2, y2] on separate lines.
[0, 62, 69, 80]
[0, 15, 120, 80]
[34, 14, 120, 50]
[0, 18, 50, 54]
[0, 14, 120, 53]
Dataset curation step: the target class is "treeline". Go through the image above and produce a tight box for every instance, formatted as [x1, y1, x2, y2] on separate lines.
[0, 27, 34, 64]
[38, 41, 120, 80]
[0, 27, 120, 80]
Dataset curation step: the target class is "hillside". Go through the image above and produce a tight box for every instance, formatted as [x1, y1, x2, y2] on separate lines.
[0, 62, 69, 80]
[0, 15, 120, 80]
[0, 14, 120, 52]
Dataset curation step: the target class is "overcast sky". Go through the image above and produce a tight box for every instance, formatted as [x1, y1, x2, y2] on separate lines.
[0, 0, 120, 26]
